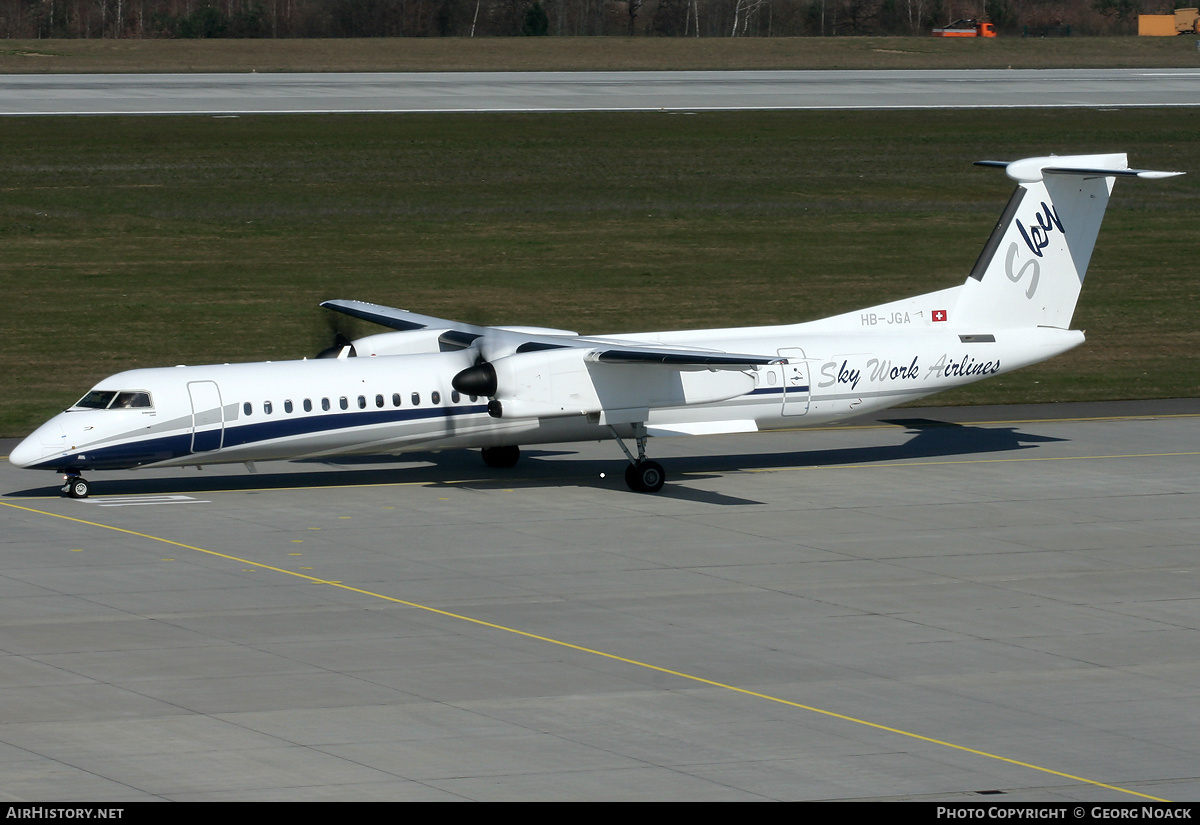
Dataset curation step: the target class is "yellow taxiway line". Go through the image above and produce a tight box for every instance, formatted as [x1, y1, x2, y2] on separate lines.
[0, 498, 1173, 802]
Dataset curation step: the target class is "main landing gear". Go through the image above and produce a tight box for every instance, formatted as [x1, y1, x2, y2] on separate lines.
[481, 445, 521, 469]
[624, 459, 665, 494]
[62, 475, 90, 499]
[478, 432, 667, 494]
[610, 425, 665, 493]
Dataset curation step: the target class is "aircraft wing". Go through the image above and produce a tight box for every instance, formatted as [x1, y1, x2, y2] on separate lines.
[584, 347, 781, 369]
[321, 299, 489, 348]
[321, 299, 484, 333]
[325, 299, 782, 369]
[499, 336, 781, 369]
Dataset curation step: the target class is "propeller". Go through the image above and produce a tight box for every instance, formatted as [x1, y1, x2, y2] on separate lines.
[450, 331, 569, 406]
[450, 333, 533, 418]
[315, 331, 357, 360]
[315, 308, 360, 359]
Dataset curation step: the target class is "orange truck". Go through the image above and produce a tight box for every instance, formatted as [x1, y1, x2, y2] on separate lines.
[932, 19, 997, 36]
[1138, 8, 1199, 35]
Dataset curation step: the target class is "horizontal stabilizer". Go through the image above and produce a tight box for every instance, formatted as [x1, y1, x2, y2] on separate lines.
[975, 156, 1184, 183]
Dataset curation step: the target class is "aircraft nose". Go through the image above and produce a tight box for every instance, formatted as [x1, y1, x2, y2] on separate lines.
[8, 420, 66, 469]
[8, 433, 44, 469]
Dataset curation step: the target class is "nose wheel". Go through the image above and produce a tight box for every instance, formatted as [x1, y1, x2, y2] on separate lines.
[62, 475, 90, 499]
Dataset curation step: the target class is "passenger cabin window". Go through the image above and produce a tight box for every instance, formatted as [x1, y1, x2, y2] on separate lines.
[304, 399, 313, 412]
[451, 391, 460, 404]
[243, 402, 252, 416]
[284, 400, 294, 414]
[431, 391, 441, 405]
[392, 393, 401, 407]
[411, 392, 420, 406]
[322, 398, 330, 411]
[339, 397, 348, 411]
[375, 394, 384, 408]
[357, 395, 366, 410]
[264, 401, 273, 414]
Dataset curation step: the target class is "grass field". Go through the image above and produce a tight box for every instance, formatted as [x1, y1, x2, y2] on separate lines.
[1, 35, 1200, 73]
[1, 107, 1196, 437]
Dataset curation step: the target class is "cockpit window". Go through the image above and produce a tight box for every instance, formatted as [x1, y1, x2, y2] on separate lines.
[76, 390, 116, 409]
[111, 391, 152, 409]
[74, 390, 152, 410]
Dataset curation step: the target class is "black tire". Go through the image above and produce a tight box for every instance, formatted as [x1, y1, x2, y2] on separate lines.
[625, 461, 665, 493]
[637, 461, 665, 493]
[65, 477, 89, 499]
[481, 445, 520, 469]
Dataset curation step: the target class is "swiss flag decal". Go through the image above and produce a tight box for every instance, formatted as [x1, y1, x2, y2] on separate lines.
[932, 309, 948, 322]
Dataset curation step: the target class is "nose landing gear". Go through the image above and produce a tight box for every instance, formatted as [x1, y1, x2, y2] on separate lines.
[62, 475, 90, 499]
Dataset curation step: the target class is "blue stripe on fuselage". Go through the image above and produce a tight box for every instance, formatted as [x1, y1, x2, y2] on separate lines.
[25, 403, 491, 472]
[29, 433, 193, 473]
[748, 386, 809, 396]
[222, 403, 488, 449]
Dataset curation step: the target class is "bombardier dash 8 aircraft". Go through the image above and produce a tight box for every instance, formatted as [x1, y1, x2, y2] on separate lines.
[10, 154, 1182, 497]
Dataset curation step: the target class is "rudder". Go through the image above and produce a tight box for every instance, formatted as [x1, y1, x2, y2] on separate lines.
[954, 153, 1125, 330]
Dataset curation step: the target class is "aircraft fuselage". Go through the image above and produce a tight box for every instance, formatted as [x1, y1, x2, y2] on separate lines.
[11, 322, 1083, 476]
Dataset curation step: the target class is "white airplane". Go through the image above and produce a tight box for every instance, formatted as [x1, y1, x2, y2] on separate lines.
[10, 153, 1181, 498]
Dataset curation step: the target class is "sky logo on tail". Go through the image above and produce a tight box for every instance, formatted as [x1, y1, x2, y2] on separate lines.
[1016, 202, 1063, 258]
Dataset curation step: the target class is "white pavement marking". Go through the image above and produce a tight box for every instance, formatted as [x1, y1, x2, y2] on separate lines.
[78, 494, 209, 507]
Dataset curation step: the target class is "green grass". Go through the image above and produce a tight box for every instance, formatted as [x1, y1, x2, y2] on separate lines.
[1, 108, 1197, 436]
[1, 36, 1199, 73]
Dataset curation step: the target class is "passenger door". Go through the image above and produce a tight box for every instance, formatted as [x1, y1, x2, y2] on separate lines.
[187, 381, 224, 453]
[777, 348, 810, 416]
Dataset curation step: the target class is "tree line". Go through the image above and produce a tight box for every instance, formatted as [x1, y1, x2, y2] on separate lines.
[0, 0, 1173, 39]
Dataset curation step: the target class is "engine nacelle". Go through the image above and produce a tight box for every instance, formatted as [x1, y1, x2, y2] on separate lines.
[465, 348, 757, 420]
[351, 329, 460, 357]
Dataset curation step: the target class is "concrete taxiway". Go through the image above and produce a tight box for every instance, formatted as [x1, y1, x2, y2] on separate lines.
[2, 399, 1199, 800]
[3, 68, 1200, 115]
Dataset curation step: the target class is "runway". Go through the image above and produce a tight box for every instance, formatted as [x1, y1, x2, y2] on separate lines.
[3, 400, 1199, 801]
[3, 68, 1200, 115]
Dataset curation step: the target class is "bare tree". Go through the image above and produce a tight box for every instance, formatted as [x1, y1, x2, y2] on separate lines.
[731, 0, 768, 33]
[625, 0, 643, 33]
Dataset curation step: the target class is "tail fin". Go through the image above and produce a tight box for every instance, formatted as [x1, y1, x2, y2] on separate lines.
[953, 154, 1182, 330]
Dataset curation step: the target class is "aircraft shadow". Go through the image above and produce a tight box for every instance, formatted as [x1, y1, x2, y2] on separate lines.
[5, 420, 1063, 504]
[687, 419, 1064, 475]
